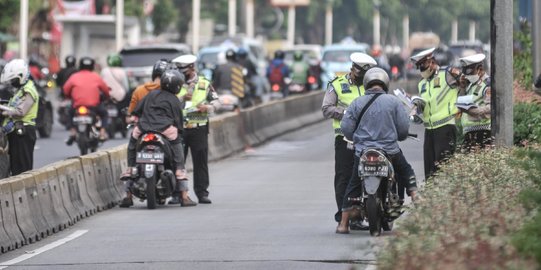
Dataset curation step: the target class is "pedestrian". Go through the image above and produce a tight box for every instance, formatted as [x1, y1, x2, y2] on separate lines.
[321, 52, 377, 227]
[458, 53, 492, 150]
[336, 67, 418, 234]
[410, 48, 459, 179]
[0, 59, 40, 176]
[170, 54, 220, 204]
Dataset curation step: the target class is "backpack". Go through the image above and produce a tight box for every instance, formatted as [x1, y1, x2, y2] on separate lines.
[269, 63, 285, 84]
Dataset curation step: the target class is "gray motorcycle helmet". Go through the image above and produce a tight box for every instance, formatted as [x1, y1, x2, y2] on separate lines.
[363, 67, 390, 92]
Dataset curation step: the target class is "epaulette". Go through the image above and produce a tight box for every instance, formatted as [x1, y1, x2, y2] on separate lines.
[329, 76, 340, 84]
[198, 81, 206, 90]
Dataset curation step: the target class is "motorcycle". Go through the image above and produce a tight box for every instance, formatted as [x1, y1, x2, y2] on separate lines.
[129, 132, 176, 209]
[57, 99, 72, 130]
[0, 98, 9, 179]
[349, 143, 416, 236]
[216, 90, 240, 113]
[104, 100, 128, 139]
[72, 106, 101, 155]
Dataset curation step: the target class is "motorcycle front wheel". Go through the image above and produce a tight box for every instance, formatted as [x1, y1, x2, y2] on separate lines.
[366, 194, 382, 236]
[146, 174, 157, 209]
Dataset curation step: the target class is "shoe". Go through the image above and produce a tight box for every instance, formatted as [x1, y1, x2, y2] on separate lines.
[168, 195, 180, 205]
[180, 197, 197, 207]
[119, 197, 133, 208]
[349, 220, 369, 231]
[65, 135, 76, 146]
[198, 196, 212, 204]
[335, 224, 349, 234]
[120, 168, 134, 181]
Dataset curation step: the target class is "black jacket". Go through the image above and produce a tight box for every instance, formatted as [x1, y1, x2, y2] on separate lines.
[133, 90, 183, 134]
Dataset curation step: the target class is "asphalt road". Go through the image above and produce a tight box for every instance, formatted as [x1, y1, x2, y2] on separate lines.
[0, 118, 425, 270]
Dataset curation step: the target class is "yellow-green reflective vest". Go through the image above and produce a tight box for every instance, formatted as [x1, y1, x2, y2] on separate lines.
[460, 77, 491, 133]
[331, 75, 365, 136]
[177, 76, 211, 125]
[2, 80, 39, 127]
[418, 70, 458, 129]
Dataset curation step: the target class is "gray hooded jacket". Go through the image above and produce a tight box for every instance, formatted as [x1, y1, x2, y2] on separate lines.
[340, 88, 410, 157]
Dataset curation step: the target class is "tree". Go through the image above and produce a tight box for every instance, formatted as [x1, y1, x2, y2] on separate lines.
[151, 0, 175, 35]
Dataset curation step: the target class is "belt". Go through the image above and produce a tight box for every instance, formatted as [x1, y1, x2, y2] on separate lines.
[184, 122, 207, 129]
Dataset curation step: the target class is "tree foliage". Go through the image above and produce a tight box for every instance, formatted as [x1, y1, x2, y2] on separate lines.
[151, 0, 175, 35]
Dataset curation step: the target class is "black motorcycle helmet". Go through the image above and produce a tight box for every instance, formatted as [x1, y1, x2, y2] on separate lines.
[65, 55, 76, 68]
[160, 69, 185, 95]
[237, 48, 248, 59]
[152, 59, 168, 80]
[79, 56, 95, 71]
[274, 50, 285, 59]
[225, 49, 236, 61]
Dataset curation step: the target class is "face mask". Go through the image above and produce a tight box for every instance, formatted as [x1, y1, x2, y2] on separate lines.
[421, 68, 433, 79]
[465, 74, 480, 83]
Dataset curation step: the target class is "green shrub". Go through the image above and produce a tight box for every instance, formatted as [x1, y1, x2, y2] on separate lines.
[514, 102, 541, 145]
[377, 148, 539, 270]
[514, 24, 533, 90]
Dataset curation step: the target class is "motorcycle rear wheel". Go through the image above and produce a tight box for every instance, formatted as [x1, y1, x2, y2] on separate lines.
[146, 174, 157, 209]
[366, 195, 382, 236]
[77, 132, 88, 155]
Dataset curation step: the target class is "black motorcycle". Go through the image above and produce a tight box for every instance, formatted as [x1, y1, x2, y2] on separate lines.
[72, 106, 101, 155]
[130, 132, 175, 209]
[104, 100, 127, 139]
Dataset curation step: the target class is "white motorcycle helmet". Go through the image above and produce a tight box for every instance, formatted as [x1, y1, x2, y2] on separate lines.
[1, 59, 30, 89]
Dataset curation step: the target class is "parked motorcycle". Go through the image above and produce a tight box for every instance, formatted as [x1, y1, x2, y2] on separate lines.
[72, 106, 101, 155]
[130, 132, 176, 209]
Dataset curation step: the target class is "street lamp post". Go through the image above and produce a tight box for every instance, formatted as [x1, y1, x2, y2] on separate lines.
[20, 0, 29, 59]
[115, 0, 124, 52]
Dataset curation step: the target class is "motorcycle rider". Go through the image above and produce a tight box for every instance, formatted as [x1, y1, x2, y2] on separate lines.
[410, 48, 459, 179]
[336, 67, 418, 234]
[267, 50, 290, 97]
[213, 49, 248, 107]
[458, 53, 492, 150]
[0, 59, 40, 176]
[171, 54, 220, 205]
[321, 52, 377, 227]
[236, 48, 260, 104]
[56, 55, 77, 92]
[100, 53, 129, 104]
[120, 59, 168, 207]
[128, 69, 197, 207]
[63, 56, 110, 144]
[289, 51, 310, 91]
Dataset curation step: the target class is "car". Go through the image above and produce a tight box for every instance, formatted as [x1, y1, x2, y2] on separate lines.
[449, 40, 490, 70]
[320, 43, 370, 88]
[119, 43, 191, 88]
[196, 46, 230, 80]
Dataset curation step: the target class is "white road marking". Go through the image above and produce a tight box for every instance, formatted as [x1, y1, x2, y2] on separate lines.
[0, 230, 88, 269]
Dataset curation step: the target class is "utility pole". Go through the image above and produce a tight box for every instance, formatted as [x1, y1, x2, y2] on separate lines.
[491, 0, 513, 146]
[532, 0, 541, 80]
[451, 19, 458, 44]
[246, 0, 254, 38]
[402, 15, 409, 50]
[192, 0, 201, 53]
[469, 20, 476, 41]
[287, 4, 295, 47]
[325, 1, 333, 45]
[373, 6, 380, 46]
[228, 0, 237, 37]
[115, 0, 124, 52]
[20, 0, 29, 59]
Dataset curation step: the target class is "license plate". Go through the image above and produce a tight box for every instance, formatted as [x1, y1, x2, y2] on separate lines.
[362, 164, 389, 176]
[136, 152, 164, 164]
[73, 116, 92, 124]
[107, 108, 118, 117]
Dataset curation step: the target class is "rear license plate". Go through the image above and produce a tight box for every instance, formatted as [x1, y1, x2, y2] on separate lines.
[107, 108, 118, 117]
[362, 164, 389, 176]
[136, 152, 164, 164]
[73, 116, 92, 124]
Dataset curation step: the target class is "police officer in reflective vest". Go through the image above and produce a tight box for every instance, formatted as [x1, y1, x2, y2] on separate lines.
[321, 52, 377, 224]
[458, 53, 492, 150]
[0, 59, 39, 176]
[410, 48, 459, 179]
[171, 54, 221, 204]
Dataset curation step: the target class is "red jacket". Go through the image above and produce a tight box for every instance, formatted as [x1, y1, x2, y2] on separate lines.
[63, 70, 110, 108]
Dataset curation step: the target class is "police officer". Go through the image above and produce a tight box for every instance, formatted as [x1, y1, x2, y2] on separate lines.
[458, 53, 492, 150]
[170, 54, 220, 204]
[321, 52, 377, 225]
[410, 48, 459, 179]
[0, 59, 39, 176]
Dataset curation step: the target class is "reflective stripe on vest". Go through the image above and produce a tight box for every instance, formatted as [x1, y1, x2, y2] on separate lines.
[331, 75, 364, 136]
[419, 70, 458, 129]
[178, 76, 210, 125]
[2, 81, 39, 127]
[461, 78, 491, 133]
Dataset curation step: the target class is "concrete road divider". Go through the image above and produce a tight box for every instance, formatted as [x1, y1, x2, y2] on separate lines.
[105, 145, 128, 199]
[8, 175, 39, 244]
[55, 158, 96, 217]
[0, 180, 25, 250]
[79, 155, 108, 211]
[32, 167, 70, 233]
[87, 152, 121, 208]
[52, 161, 81, 225]
[20, 173, 50, 239]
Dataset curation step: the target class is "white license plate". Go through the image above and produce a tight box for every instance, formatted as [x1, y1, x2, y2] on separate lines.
[362, 164, 389, 176]
[136, 152, 164, 164]
[107, 108, 118, 117]
[73, 116, 92, 124]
